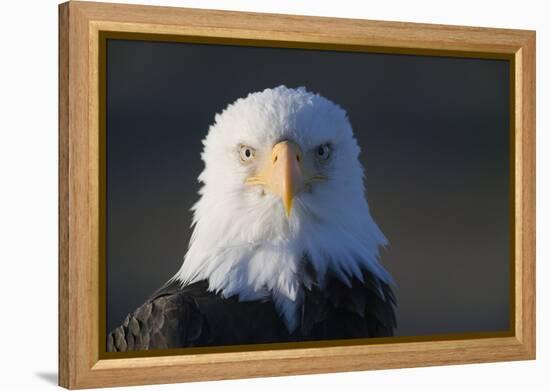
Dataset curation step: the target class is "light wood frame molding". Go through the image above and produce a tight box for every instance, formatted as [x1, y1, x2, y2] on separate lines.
[58, 1, 536, 388]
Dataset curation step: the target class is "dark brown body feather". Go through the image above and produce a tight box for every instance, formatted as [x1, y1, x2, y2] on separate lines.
[107, 269, 396, 352]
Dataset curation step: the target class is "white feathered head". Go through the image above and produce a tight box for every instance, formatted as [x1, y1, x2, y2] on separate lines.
[174, 86, 391, 331]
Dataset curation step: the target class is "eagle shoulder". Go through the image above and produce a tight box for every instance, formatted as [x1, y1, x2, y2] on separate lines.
[106, 280, 209, 352]
[107, 267, 396, 352]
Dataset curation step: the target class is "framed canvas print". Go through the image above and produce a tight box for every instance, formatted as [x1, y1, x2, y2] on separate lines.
[58, 1, 536, 389]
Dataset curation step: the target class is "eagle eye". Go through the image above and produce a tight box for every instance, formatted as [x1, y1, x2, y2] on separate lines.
[315, 143, 331, 161]
[239, 145, 256, 163]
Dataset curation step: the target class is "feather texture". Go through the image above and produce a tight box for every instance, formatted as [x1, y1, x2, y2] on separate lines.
[107, 265, 396, 352]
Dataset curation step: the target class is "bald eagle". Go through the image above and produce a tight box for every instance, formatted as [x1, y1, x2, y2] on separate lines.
[107, 86, 396, 352]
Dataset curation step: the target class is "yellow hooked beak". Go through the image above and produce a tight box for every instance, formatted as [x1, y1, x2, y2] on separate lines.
[247, 140, 304, 217]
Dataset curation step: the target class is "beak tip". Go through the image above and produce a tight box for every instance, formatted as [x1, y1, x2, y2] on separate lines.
[284, 199, 293, 218]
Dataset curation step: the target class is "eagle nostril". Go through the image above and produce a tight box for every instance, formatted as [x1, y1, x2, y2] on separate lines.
[296, 155, 300, 162]
[273, 155, 278, 163]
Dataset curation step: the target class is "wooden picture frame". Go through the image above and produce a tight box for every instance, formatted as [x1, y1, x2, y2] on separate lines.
[58, 1, 536, 388]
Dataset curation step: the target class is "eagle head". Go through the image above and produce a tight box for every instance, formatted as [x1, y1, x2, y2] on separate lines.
[174, 86, 391, 331]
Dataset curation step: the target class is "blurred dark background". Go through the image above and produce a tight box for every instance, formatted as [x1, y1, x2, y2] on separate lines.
[106, 39, 510, 338]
